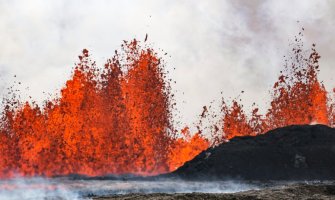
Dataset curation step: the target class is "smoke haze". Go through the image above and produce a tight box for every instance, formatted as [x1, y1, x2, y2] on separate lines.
[0, 0, 334, 128]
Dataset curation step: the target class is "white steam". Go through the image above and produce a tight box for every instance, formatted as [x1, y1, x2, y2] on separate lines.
[0, 177, 261, 200]
[0, 177, 80, 200]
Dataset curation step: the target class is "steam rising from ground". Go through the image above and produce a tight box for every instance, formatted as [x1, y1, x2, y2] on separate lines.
[0, 177, 79, 200]
[0, 177, 260, 200]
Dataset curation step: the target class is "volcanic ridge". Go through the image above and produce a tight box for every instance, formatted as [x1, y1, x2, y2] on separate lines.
[170, 124, 335, 180]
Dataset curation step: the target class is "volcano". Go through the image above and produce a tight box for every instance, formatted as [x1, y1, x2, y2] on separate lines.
[171, 124, 335, 180]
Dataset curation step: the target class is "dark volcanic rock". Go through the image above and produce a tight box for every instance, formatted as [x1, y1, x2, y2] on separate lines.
[171, 124, 335, 180]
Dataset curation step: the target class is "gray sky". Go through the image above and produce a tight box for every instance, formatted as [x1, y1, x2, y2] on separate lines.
[0, 0, 334, 129]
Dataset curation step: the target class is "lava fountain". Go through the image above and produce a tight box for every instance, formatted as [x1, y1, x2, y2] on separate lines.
[0, 31, 335, 178]
[0, 39, 209, 178]
[218, 32, 334, 141]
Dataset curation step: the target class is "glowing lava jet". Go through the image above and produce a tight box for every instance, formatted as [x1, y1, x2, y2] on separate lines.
[0, 33, 334, 178]
[0, 40, 209, 178]
[221, 34, 332, 140]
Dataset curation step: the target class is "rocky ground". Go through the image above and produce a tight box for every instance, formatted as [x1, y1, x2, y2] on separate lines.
[93, 183, 335, 200]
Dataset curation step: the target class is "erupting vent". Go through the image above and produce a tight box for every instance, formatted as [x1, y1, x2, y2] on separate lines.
[220, 36, 334, 141]
[0, 40, 209, 178]
[0, 33, 334, 178]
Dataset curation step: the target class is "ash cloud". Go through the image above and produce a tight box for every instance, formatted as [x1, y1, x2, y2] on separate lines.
[0, 0, 334, 128]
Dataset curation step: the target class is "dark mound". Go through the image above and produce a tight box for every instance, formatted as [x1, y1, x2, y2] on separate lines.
[171, 124, 335, 180]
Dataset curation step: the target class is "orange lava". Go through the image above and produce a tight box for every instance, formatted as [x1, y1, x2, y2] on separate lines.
[0, 33, 334, 178]
[0, 40, 209, 178]
[220, 34, 333, 140]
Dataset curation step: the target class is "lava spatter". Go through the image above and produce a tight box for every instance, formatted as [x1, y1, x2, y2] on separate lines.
[0, 33, 334, 178]
[0, 40, 208, 178]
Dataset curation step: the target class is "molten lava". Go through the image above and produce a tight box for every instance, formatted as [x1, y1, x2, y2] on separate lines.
[0, 40, 209, 178]
[220, 34, 333, 140]
[0, 33, 334, 178]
